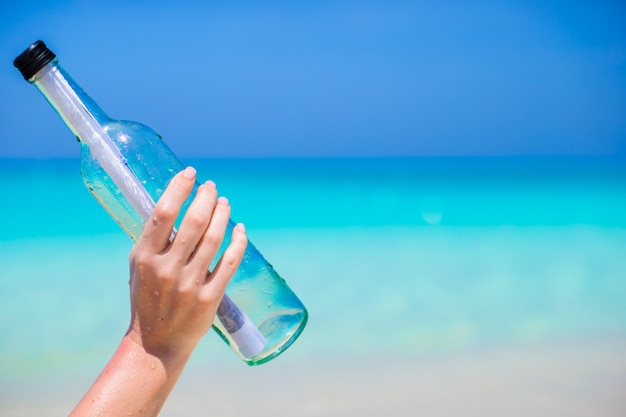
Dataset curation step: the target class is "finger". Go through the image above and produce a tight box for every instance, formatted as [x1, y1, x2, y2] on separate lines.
[140, 167, 196, 252]
[202, 223, 248, 297]
[169, 180, 218, 261]
[188, 196, 232, 272]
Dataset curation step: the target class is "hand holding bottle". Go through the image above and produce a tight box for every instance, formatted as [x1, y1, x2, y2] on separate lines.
[127, 167, 248, 358]
[71, 168, 247, 417]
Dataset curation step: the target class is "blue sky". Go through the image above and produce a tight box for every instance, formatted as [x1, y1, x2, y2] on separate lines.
[1, 0, 625, 158]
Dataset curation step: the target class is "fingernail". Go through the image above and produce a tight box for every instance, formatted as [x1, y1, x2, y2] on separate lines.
[217, 196, 229, 205]
[204, 179, 216, 188]
[183, 166, 196, 179]
[234, 223, 246, 234]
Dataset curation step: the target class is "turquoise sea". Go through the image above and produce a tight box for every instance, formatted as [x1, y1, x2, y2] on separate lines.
[1, 156, 625, 382]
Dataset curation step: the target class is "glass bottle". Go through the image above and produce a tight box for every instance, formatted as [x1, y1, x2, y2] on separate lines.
[14, 40, 307, 365]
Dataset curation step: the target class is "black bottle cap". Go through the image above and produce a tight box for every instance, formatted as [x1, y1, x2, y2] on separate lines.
[14, 40, 57, 81]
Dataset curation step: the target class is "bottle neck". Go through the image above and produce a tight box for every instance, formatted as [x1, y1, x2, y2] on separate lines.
[31, 59, 158, 221]
[31, 60, 111, 143]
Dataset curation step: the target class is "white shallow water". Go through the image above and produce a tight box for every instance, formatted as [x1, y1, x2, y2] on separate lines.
[1, 224, 625, 378]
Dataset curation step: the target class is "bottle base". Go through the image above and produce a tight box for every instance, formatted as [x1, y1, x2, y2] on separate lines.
[213, 307, 308, 366]
[246, 308, 308, 365]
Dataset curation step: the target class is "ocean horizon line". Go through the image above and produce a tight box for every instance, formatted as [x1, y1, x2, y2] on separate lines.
[1, 154, 624, 162]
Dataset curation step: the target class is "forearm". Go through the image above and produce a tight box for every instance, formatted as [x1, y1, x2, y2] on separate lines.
[70, 334, 191, 417]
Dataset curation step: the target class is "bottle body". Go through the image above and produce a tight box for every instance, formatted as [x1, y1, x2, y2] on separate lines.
[80, 119, 308, 364]
[15, 41, 307, 365]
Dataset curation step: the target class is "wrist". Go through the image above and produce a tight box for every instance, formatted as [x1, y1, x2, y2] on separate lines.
[124, 326, 194, 370]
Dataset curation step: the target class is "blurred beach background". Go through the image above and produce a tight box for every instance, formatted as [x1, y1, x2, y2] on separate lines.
[1, 1, 626, 416]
